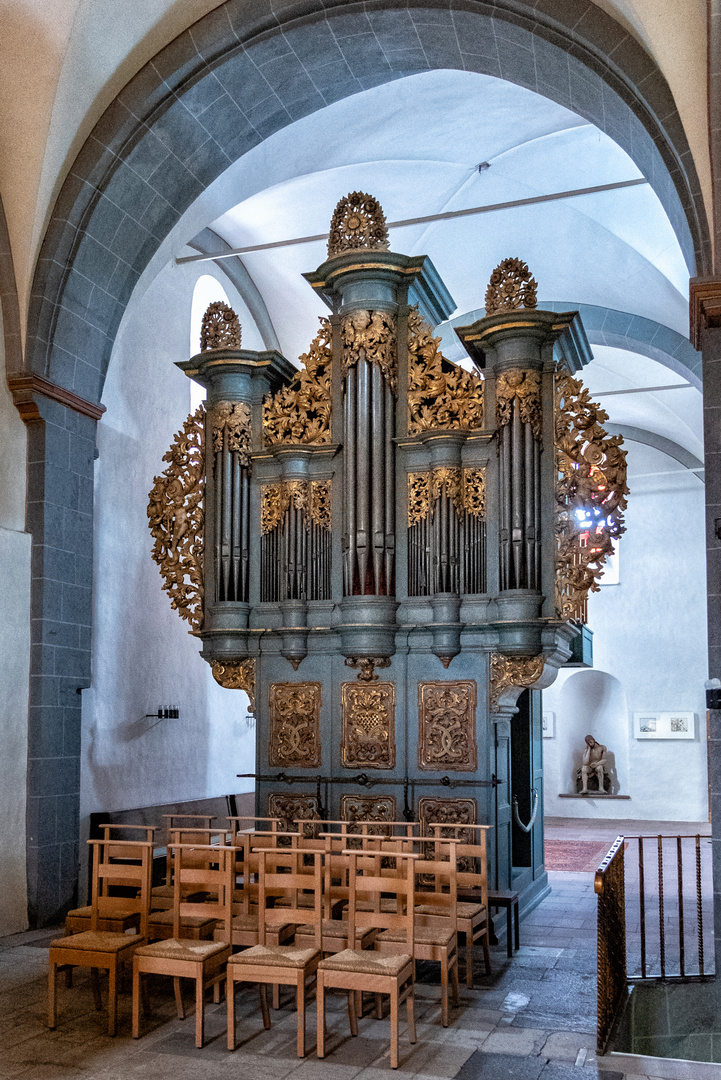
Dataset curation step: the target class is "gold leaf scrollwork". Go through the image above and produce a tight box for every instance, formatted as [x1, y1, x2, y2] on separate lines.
[147, 407, 205, 630]
[341, 795, 396, 840]
[263, 318, 332, 446]
[418, 681, 477, 771]
[407, 307, 484, 432]
[554, 371, 629, 621]
[211, 400, 251, 463]
[261, 480, 332, 535]
[341, 682, 396, 768]
[269, 683, 321, 767]
[496, 369, 543, 440]
[408, 472, 431, 526]
[327, 191, 390, 257]
[199, 301, 242, 352]
[463, 469, 486, 519]
[211, 658, 256, 714]
[489, 653, 545, 712]
[407, 468, 486, 526]
[418, 797, 477, 835]
[267, 794, 320, 837]
[341, 309, 397, 394]
[485, 257, 538, 316]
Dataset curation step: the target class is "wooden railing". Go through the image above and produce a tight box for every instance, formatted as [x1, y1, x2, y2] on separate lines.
[595, 835, 627, 1054]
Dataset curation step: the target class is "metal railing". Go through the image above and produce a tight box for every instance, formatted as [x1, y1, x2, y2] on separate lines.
[595, 835, 627, 1053]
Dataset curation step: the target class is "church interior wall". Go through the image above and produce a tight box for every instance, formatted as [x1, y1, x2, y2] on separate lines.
[543, 441, 708, 822]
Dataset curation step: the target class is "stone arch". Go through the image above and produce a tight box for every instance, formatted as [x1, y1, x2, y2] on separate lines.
[24, 0, 709, 404]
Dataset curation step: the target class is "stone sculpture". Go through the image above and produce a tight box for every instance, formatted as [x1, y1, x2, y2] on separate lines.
[577, 734, 611, 794]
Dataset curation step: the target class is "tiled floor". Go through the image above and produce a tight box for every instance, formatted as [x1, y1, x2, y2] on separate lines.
[1, 820, 718, 1080]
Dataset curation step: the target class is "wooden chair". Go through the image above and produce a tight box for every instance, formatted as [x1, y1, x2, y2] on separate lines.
[317, 850, 417, 1070]
[48, 838, 153, 1036]
[150, 825, 225, 911]
[376, 841, 459, 1027]
[294, 840, 376, 955]
[65, 825, 157, 936]
[431, 822, 492, 985]
[226, 847, 324, 1058]
[148, 828, 225, 939]
[218, 831, 297, 950]
[131, 842, 234, 1048]
[227, 816, 281, 842]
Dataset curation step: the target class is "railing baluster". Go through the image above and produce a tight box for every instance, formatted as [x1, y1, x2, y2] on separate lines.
[696, 833, 704, 977]
[595, 835, 627, 1054]
[658, 835, 665, 979]
[676, 835, 684, 978]
[638, 836, 646, 979]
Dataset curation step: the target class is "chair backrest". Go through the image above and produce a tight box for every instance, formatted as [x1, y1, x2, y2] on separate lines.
[167, 827, 228, 884]
[227, 816, 281, 840]
[345, 849, 417, 954]
[169, 842, 235, 942]
[431, 823, 489, 909]
[413, 842, 458, 934]
[88, 838, 154, 937]
[256, 847, 324, 952]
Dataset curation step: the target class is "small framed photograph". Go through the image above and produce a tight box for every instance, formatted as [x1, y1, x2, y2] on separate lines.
[542, 711, 555, 739]
[633, 711, 695, 739]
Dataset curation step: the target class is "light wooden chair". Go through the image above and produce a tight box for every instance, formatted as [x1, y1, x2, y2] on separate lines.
[48, 838, 153, 1036]
[218, 831, 297, 951]
[431, 822, 492, 985]
[65, 825, 157, 937]
[317, 850, 417, 1070]
[226, 846, 324, 1058]
[376, 842, 459, 1027]
[294, 840, 376, 954]
[131, 842, 234, 1048]
[148, 828, 225, 939]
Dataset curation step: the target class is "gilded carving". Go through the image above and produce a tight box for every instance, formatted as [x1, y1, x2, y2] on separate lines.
[341, 309, 397, 394]
[496, 369, 542, 440]
[211, 400, 251, 462]
[200, 301, 242, 351]
[341, 795, 396, 838]
[489, 653, 545, 712]
[341, 682, 396, 769]
[269, 683, 321, 768]
[261, 479, 332, 535]
[211, 658, 256, 714]
[327, 191, 390, 257]
[147, 407, 205, 630]
[344, 656, 392, 682]
[267, 794, 320, 836]
[418, 681, 477, 771]
[484, 257, 538, 316]
[407, 307, 484, 432]
[418, 797, 477, 835]
[407, 468, 486, 526]
[263, 318, 332, 446]
[554, 371, 629, 621]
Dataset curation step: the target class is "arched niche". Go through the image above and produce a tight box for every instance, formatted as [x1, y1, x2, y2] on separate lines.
[557, 669, 629, 797]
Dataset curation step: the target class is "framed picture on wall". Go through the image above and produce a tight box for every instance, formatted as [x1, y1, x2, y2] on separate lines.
[633, 712, 695, 740]
[542, 711, 555, 738]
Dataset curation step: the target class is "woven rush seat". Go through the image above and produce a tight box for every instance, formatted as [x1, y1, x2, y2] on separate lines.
[149, 911, 215, 929]
[416, 902, 485, 919]
[295, 919, 372, 940]
[354, 898, 397, 913]
[230, 913, 295, 933]
[150, 885, 208, 905]
[228, 944, 319, 969]
[378, 924, 455, 946]
[319, 948, 411, 976]
[50, 931, 140, 953]
[134, 938, 228, 962]
[67, 904, 139, 921]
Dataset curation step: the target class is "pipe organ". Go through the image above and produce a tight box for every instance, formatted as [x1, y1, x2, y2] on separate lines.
[148, 193, 628, 902]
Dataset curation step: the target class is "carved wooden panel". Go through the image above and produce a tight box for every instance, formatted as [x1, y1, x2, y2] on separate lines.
[341, 682, 395, 769]
[267, 794, 320, 836]
[418, 797, 477, 837]
[418, 681, 477, 771]
[341, 795, 397, 838]
[268, 683, 321, 767]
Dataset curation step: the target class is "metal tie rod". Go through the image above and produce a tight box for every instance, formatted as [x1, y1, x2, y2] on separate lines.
[238, 771, 501, 788]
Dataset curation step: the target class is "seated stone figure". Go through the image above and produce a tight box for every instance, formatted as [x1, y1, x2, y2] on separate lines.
[575, 734, 611, 794]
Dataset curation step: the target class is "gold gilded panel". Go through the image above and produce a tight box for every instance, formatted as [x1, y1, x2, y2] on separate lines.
[418, 681, 477, 771]
[341, 795, 396, 838]
[418, 797, 477, 837]
[268, 683, 321, 768]
[341, 682, 395, 769]
[267, 794, 320, 837]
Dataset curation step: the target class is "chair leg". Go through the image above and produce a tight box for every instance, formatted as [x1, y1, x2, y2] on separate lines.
[406, 985, 416, 1045]
[440, 958, 449, 1027]
[375, 992, 383, 1019]
[108, 962, 118, 1037]
[173, 977, 185, 1020]
[260, 984, 271, 1030]
[466, 937, 474, 988]
[390, 988, 399, 1069]
[227, 974, 236, 1051]
[482, 933, 492, 975]
[347, 990, 358, 1037]
[296, 976, 305, 1058]
[48, 962, 58, 1030]
[316, 974, 325, 1059]
[272, 984, 280, 1010]
[132, 966, 142, 1039]
[451, 954, 459, 1008]
[195, 972, 204, 1049]
[64, 965, 73, 989]
[91, 968, 103, 1012]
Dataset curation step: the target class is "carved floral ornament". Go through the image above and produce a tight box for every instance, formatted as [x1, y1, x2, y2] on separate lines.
[341, 682, 396, 769]
[263, 318, 332, 446]
[260, 479, 331, 535]
[485, 257, 538, 317]
[407, 307, 484, 433]
[200, 301, 242, 352]
[327, 191, 390, 258]
[341, 308, 397, 393]
[268, 794, 320, 836]
[489, 653, 546, 712]
[345, 656, 392, 682]
[269, 682, 321, 768]
[147, 407, 205, 631]
[418, 681, 477, 771]
[554, 371, 629, 621]
[496, 369, 543, 441]
[211, 400, 251, 463]
[407, 468, 486, 526]
[211, 658, 256, 714]
[341, 795, 396, 836]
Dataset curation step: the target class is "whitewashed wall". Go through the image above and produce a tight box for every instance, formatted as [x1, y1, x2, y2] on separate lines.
[543, 442, 708, 822]
[80, 262, 261, 827]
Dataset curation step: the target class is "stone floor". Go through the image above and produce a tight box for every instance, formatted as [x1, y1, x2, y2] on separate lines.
[1, 820, 719, 1080]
